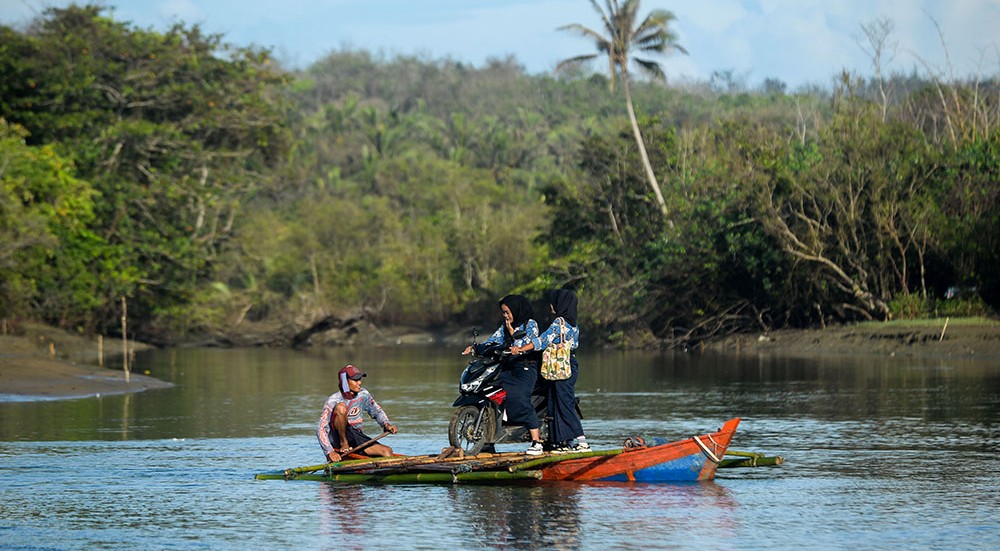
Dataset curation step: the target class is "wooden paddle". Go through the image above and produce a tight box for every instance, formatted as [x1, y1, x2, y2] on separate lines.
[326, 450, 513, 474]
[284, 431, 393, 476]
[341, 430, 392, 457]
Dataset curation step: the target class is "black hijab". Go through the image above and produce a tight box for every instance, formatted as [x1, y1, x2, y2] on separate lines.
[499, 294, 534, 333]
[548, 289, 578, 327]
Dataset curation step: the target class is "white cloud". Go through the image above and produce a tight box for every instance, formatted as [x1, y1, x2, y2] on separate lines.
[1, 0, 996, 87]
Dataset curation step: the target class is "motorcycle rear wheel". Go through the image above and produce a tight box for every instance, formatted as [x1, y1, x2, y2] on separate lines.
[448, 405, 495, 455]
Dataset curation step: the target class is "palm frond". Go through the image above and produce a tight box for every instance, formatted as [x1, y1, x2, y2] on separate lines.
[559, 0, 685, 87]
[555, 53, 600, 72]
[616, 1, 639, 46]
[634, 10, 686, 56]
[594, 0, 616, 38]
[636, 9, 675, 35]
[632, 57, 666, 81]
[557, 22, 611, 50]
[633, 33, 667, 54]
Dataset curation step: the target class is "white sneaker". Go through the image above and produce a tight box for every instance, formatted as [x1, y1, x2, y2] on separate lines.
[525, 441, 544, 456]
[570, 441, 591, 452]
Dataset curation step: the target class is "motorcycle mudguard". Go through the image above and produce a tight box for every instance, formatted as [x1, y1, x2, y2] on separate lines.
[452, 395, 490, 408]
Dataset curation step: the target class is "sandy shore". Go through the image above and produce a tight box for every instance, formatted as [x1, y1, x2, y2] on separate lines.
[2, 318, 997, 402]
[0, 325, 173, 402]
[702, 318, 1000, 359]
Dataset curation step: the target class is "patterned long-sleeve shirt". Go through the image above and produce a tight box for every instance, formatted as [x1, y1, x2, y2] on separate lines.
[316, 389, 391, 455]
[480, 319, 539, 349]
[531, 317, 579, 352]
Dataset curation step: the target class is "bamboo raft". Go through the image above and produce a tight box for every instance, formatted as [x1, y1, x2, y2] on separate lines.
[255, 417, 783, 485]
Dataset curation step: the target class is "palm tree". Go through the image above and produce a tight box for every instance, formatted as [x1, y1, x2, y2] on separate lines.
[557, 0, 687, 219]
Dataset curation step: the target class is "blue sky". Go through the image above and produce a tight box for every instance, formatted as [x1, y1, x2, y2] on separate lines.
[3, 0, 997, 89]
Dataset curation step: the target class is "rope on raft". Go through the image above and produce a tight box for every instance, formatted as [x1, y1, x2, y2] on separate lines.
[691, 434, 721, 463]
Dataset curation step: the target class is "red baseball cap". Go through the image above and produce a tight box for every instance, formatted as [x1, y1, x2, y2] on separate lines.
[340, 364, 366, 380]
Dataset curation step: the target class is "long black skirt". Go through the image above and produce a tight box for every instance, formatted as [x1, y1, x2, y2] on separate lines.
[500, 360, 540, 430]
[547, 354, 583, 444]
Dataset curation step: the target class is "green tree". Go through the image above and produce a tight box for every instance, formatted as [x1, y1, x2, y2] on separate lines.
[0, 120, 104, 325]
[557, 0, 687, 219]
[0, 5, 289, 335]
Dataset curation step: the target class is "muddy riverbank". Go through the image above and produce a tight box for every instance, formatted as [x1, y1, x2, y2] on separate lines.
[2, 318, 997, 401]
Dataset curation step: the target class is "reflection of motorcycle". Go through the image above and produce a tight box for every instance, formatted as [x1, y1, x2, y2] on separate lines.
[448, 332, 582, 455]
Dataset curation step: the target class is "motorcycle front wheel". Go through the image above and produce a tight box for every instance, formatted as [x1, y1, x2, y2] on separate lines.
[448, 405, 495, 455]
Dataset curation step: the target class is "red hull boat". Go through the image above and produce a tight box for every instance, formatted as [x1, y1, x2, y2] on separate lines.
[256, 418, 743, 484]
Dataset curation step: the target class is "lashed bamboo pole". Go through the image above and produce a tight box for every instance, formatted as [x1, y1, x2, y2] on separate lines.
[288, 450, 521, 477]
[276, 446, 785, 480]
[508, 449, 624, 472]
[256, 470, 544, 483]
[724, 450, 765, 458]
[718, 455, 784, 468]
[364, 455, 530, 475]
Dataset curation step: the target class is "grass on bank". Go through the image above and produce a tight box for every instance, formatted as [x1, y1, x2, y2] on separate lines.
[855, 316, 1000, 329]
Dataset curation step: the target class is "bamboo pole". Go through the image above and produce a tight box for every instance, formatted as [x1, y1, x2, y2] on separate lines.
[286, 450, 526, 477]
[508, 449, 624, 472]
[939, 317, 950, 341]
[121, 297, 129, 384]
[284, 455, 401, 477]
[349, 450, 524, 471]
[718, 455, 784, 468]
[257, 470, 544, 483]
[724, 450, 766, 458]
[275, 446, 783, 481]
[364, 455, 530, 475]
[98, 335, 103, 368]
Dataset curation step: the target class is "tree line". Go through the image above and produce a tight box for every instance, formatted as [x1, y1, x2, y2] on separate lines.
[0, 5, 996, 348]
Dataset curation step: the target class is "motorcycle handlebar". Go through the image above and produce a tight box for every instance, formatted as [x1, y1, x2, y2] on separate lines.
[469, 344, 511, 359]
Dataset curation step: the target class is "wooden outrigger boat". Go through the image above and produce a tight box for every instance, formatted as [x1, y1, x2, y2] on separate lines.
[255, 418, 776, 484]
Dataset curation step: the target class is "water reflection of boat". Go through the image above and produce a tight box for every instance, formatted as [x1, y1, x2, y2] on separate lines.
[446, 483, 584, 548]
[256, 418, 742, 484]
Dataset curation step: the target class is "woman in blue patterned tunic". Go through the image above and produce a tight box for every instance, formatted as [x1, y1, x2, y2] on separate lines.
[463, 294, 544, 455]
[510, 289, 588, 453]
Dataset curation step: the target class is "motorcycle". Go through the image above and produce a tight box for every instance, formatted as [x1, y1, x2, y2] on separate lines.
[447, 330, 581, 455]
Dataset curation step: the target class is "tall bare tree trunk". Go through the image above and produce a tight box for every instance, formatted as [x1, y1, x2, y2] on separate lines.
[622, 79, 669, 219]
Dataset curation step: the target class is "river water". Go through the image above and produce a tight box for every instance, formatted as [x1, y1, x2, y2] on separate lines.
[1, 346, 997, 550]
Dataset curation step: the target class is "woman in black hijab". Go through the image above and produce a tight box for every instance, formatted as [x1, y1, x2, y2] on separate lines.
[462, 294, 544, 455]
[511, 289, 587, 453]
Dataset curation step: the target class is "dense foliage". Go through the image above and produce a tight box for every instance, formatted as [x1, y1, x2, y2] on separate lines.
[1, 5, 996, 347]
